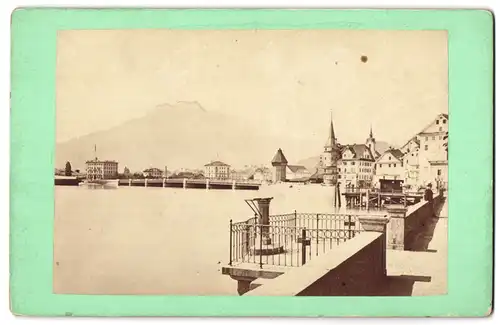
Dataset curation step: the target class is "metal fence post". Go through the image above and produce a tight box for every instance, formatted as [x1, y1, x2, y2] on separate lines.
[229, 219, 233, 266]
[348, 215, 355, 239]
[301, 228, 307, 265]
[254, 214, 258, 243]
[316, 214, 319, 256]
[259, 224, 263, 269]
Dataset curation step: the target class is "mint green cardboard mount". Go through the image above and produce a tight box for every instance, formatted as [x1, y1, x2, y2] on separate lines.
[10, 9, 493, 317]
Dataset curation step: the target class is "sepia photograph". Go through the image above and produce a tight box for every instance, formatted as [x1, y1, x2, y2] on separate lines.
[53, 29, 448, 297]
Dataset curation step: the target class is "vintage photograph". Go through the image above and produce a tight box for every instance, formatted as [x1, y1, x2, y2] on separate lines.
[54, 29, 448, 296]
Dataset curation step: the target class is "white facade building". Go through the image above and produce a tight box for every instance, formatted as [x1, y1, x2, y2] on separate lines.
[204, 161, 231, 180]
[373, 149, 405, 186]
[86, 159, 119, 181]
[416, 113, 449, 189]
[338, 144, 376, 187]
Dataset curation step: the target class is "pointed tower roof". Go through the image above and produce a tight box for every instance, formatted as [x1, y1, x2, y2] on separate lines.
[324, 116, 336, 149]
[271, 148, 288, 165]
[369, 124, 373, 138]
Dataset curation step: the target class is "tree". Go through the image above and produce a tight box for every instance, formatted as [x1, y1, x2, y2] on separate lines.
[65, 161, 72, 176]
[132, 172, 144, 179]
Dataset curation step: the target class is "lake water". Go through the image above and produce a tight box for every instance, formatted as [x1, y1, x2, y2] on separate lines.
[54, 184, 369, 295]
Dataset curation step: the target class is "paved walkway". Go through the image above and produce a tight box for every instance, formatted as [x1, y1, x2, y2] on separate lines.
[382, 198, 448, 296]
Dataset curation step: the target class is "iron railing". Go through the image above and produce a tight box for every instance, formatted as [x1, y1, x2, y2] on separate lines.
[229, 212, 364, 268]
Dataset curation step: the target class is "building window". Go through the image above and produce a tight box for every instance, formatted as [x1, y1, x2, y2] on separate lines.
[432, 136, 435, 140]
[351, 162, 355, 165]
[425, 145, 428, 150]
[388, 156, 391, 160]
[437, 169, 442, 176]
[425, 137, 428, 141]
[379, 164, 382, 167]
[436, 120, 439, 125]
[439, 127, 442, 131]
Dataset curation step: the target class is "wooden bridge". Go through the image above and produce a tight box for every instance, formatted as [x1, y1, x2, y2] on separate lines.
[118, 178, 261, 190]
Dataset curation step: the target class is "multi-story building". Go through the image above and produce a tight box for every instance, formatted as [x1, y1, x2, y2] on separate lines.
[400, 136, 421, 155]
[204, 161, 231, 180]
[373, 148, 405, 185]
[86, 159, 119, 181]
[402, 146, 420, 189]
[253, 167, 273, 182]
[338, 144, 376, 187]
[415, 113, 449, 189]
[230, 169, 254, 180]
[143, 167, 164, 178]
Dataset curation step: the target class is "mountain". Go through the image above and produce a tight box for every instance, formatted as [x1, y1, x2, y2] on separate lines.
[55, 101, 317, 172]
[56, 101, 396, 173]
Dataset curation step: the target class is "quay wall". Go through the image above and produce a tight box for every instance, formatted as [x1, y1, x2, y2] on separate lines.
[245, 232, 386, 296]
[387, 192, 444, 250]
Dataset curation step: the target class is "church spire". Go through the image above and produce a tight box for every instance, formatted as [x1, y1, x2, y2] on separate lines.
[325, 112, 336, 149]
[369, 124, 373, 138]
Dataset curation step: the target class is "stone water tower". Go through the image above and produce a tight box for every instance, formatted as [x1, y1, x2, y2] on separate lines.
[271, 148, 288, 183]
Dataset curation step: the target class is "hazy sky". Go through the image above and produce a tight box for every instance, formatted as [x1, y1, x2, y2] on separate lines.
[56, 29, 448, 146]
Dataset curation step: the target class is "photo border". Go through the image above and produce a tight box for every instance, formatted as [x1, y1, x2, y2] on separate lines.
[10, 8, 493, 316]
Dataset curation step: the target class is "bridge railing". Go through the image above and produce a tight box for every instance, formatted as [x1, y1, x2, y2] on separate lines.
[229, 213, 366, 268]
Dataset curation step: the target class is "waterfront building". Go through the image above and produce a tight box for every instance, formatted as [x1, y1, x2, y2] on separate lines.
[286, 165, 311, 181]
[400, 136, 421, 155]
[143, 167, 164, 179]
[402, 146, 420, 189]
[253, 167, 273, 182]
[338, 143, 376, 187]
[415, 113, 449, 189]
[230, 169, 254, 180]
[204, 161, 231, 180]
[373, 148, 405, 186]
[85, 158, 119, 181]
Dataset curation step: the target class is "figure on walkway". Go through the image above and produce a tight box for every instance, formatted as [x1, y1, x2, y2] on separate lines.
[424, 183, 434, 202]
